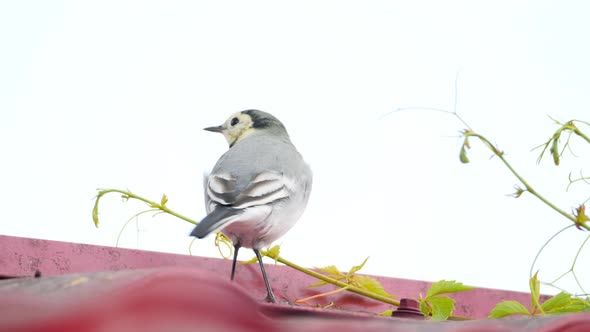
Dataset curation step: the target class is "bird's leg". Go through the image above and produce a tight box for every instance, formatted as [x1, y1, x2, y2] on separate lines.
[231, 243, 241, 281]
[253, 248, 277, 303]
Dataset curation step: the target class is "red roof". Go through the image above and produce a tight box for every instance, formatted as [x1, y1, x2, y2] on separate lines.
[1, 235, 589, 331]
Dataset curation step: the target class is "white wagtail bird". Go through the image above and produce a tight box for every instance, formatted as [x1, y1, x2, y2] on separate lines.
[191, 110, 313, 303]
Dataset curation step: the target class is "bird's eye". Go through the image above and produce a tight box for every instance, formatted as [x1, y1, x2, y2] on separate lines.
[230, 117, 239, 126]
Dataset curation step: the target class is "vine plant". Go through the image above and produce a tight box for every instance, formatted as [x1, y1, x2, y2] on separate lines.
[92, 189, 472, 320]
[455, 115, 590, 317]
[92, 115, 590, 320]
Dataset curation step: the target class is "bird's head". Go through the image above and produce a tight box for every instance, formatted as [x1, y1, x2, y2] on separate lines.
[204, 110, 288, 147]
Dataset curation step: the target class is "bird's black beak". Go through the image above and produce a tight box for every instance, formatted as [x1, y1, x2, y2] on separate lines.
[204, 125, 224, 133]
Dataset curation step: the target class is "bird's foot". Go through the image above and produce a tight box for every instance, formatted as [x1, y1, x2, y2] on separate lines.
[264, 290, 279, 304]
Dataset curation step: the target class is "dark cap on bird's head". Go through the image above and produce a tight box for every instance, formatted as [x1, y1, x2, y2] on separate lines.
[242, 110, 286, 130]
[204, 109, 289, 147]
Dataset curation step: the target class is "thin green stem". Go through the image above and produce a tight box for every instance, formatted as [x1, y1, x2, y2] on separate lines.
[567, 171, 590, 191]
[540, 281, 569, 294]
[261, 249, 399, 306]
[116, 208, 159, 246]
[95, 188, 197, 226]
[573, 272, 586, 296]
[93, 188, 472, 320]
[188, 237, 198, 256]
[261, 249, 472, 321]
[571, 233, 590, 269]
[468, 134, 590, 231]
[570, 234, 590, 294]
[530, 225, 574, 278]
[94, 189, 399, 305]
[574, 128, 590, 144]
[548, 269, 571, 285]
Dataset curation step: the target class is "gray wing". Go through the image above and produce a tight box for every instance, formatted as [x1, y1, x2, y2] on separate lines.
[190, 170, 292, 238]
[203, 172, 212, 214]
[207, 171, 290, 209]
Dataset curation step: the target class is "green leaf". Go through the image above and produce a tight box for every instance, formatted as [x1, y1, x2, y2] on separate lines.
[352, 275, 393, 298]
[571, 297, 590, 311]
[547, 304, 588, 314]
[92, 197, 100, 227]
[315, 265, 344, 277]
[560, 298, 590, 313]
[419, 298, 430, 316]
[541, 292, 572, 312]
[428, 296, 455, 321]
[543, 295, 590, 314]
[550, 137, 560, 166]
[529, 271, 542, 313]
[379, 309, 393, 316]
[309, 265, 345, 287]
[426, 280, 474, 298]
[92, 190, 107, 228]
[348, 257, 369, 275]
[160, 194, 168, 207]
[459, 145, 470, 163]
[488, 300, 530, 319]
[265, 245, 281, 264]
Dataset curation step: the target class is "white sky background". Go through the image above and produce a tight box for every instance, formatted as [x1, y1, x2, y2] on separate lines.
[2, 1, 590, 295]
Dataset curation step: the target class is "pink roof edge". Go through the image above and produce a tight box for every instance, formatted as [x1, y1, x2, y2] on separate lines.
[2, 234, 589, 332]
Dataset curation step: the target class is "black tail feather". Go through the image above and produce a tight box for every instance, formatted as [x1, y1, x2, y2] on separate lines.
[190, 207, 240, 238]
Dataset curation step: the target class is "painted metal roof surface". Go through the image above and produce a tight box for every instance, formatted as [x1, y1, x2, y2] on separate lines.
[1, 235, 589, 331]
